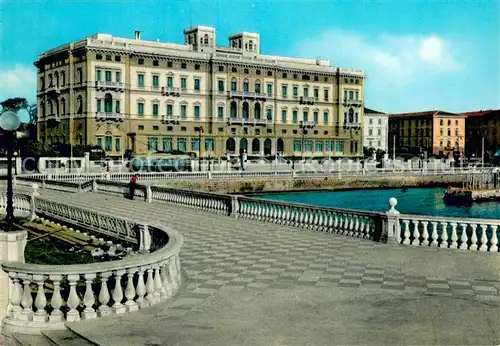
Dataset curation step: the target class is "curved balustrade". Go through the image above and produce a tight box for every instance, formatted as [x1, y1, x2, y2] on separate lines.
[150, 186, 232, 215]
[0, 193, 32, 219]
[15, 177, 90, 193]
[2, 222, 183, 334]
[398, 215, 500, 252]
[236, 196, 384, 240]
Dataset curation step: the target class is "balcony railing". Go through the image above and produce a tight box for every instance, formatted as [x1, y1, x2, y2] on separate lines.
[162, 87, 180, 96]
[228, 91, 244, 98]
[227, 117, 272, 126]
[300, 96, 315, 105]
[162, 115, 183, 124]
[95, 81, 124, 91]
[243, 91, 267, 100]
[343, 99, 363, 107]
[95, 112, 123, 122]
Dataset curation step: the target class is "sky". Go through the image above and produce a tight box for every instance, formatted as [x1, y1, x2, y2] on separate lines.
[1, 0, 499, 122]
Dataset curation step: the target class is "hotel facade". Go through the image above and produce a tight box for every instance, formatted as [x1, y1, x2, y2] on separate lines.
[35, 26, 365, 158]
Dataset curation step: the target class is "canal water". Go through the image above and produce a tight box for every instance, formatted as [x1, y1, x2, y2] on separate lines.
[254, 187, 500, 220]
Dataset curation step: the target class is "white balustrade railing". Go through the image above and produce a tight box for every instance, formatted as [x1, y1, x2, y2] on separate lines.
[0, 193, 33, 219]
[397, 214, 499, 252]
[0, 192, 183, 335]
[236, 196, 386, 241]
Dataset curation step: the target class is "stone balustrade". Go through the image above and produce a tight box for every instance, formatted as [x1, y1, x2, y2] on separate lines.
[397, 214, 499, 252]
[0, 194, 33, 219]
[14, 177, 90, 193]
[235, 196, 386, 241]
[0, 192, 183, 336]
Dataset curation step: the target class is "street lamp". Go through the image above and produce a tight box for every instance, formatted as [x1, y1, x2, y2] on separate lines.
[299, 120, 315, 161]
[0, 111, 21, 232]
[197, 126, 204, 172]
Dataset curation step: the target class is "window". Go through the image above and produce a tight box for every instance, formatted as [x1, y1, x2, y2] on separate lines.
[255, 82, 261, 94]
[218, 106, 224, 119]
[378, 118, 382, 125]
[152, 75, 159, 88]
[344, 90, 348, 100]
[194, 78, 200, 91]
[60, 71, 65, 86]
[440, 119, 444, 125]
[205, 138, 214, 151]
[283, 73, 287, 78]
[115, 138, 121, 151]
[324, 89, 329, 101]
[167, 104, 173, 117]
[104, 94, 112, 112]
[138, 102, 144, 117]
[167, 76, 173, 88]
[191, 138, 200, 151]
[115, 100, 120, 113]
[96, 99, 102, 112]
[281, 110, 287, 123]
[282, 85, 288, 97]
[267, 83, 273, 95]
[323, 112, 328, 124]
[244, 68, 249, 74]
[455, 120, 458, 125]
[325, 140, 333, 152]
[153, 126, 159, 131]
[304, 140, 313, 152]
[148, 137, 158, 151]
[116, 71, 121, 83]
[369, 118, 373, 125]
[369, 129, 373, 136]
[336, 141, 344, 153]
[266, 108, 272, 120]
[313, 111, 319, 124]
[115, 55, 121, 62]
[231, 80, 237, 91]
[195, 64, 200, 70]
[194, 105, 200, 119]
[448, 120, 451, 126]
[349, 91, 354, 99]
[96, 70, 102, 81]
[293, 86, 298, 97]
[314, 88, 319, 99]
[138, 125, 144, 130]
[267, 71, 272, 76]
[105, 136, 112, 151]
[138, 74, 144, 87]
[448, 129, 451, 136]
[303, 87, 309, 97]
[243, 80, 249, 92]
[303, 111, 308, 122]
[218, 80, 224, 92]
[96, 54, 103, 60]
[153, 104, 159, 117]
[378, 129, 381, 136]
[293, 140, 302, 152]
[77, 68, 82, 83]
[162, 137, 172, 152]
[105, 71, 112, 82]
[180, 77, 186, 89]
[292, 110, 298, 124]
[355, 91, 359, 100]
[167, 61, 173, 68]
[218, 66, 224, 72]
[97, 138, 103, 149]
[315, 141, 323, 152]
[181, 63, 186, 69]
[138, 58, 144, 65]
[177, 138, 187, 152]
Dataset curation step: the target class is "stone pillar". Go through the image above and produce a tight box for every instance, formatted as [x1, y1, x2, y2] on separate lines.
[231, 196, 238, 218]
[92, 179, 98, 192]
[138, 224, 151, 253]
[84, 152, 90, 173]
[0, 230, 28, 333]
[145, 184, 152, 203]
[385, 197, 401, 243]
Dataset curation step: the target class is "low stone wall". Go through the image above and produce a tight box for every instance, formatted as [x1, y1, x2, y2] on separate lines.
[157, 174, 467, 194]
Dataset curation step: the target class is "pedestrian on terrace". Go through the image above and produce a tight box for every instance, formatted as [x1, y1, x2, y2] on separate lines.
[129, 174, 137, 200]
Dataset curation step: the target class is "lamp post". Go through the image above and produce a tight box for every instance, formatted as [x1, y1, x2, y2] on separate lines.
[0, 111, 21, 232]
[299, 120, 315, 161]
[197, 126, 204, 172]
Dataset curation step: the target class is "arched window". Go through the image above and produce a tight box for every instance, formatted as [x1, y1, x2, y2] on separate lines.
[231, 78, 237, 92]
[61, 98, 66, 115]
[348, 108, 354, 123]
[104, 93, 113, 113]
[61, 71, 65, 86]
[255, 80, 261, 94]
[40, 101, 45, 116]
[254, 103, 261, 119]
[264, 138, 272, 155]
[277, 138, 284, 153]
[49, 101, 53, 115]
[226, 138, 236, 153]
[252, 138, 260, 153]
[249, 40, 254, 51]
[204, 34, 209, 45]
[48, 74, 53, 87]
[230, 101, 237, 118]
[54, 72, 59, 88]
[240, 138, 248, 153]
[243, 79, 249, 92]
[54, 100, 59, 115]
[242, 102, 249, 119]
[77, 95, 83, 114]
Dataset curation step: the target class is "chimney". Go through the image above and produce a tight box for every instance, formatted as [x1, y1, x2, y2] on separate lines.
[135, 30, 141, 40]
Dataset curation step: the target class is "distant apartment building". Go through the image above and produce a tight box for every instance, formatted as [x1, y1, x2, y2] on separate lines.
[35, 26, 366, 158]
[363, 108, 388, 152]
[388, 110, 466, 157]
[461, 109, 500, 158]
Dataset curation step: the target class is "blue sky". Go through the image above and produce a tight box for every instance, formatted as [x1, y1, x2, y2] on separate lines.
[1, 0, 499, 122]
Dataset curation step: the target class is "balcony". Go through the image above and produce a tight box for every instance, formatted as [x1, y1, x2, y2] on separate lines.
[299, 120, 317, 127]
[228, 90, 244, 98]
[95, 112, 123, 122]
[95, 81, 124, 92]
[162, 115, 182, 124]
[243, 91, 267, 100]
[344, 123, 362, 131]
[299, 96, 315, 105]
[227, 117, 272, 126]
[343, 99, 363, 108]
[162, 87, 180, 97]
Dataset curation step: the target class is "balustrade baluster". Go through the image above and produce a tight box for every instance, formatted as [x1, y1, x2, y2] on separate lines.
[402, 219, 411, 245]
[333, 214, 339, 233]
[32, 274, 48, 322]
[19, 274, 34, 321]
[145, 267, 156, 304]
[135, 267, 147, 308]
[112, 270, 126, 314]
[420, 221, 429, 246]
[342, 214, 350, 235]
[124, 268, 138, 312]
[449, 222, 458, 249]
[458, 223, 469, 250]
[470, 225, 478, 250]
[169, 257, 181, 292]
[439, 222, 449, 248]
[81, 273, 97, 320]
[9, 272, 23, 320]
[411, 220, 420, 246]
[97, 272, 112, 316]
[153, 265, 163, 301]
[490, 225, 498, 252]
[430, 221, 438, 247]
[66, 274, 81, 322]
[479, 224, 489, 251]
[353, 216, 360, 237]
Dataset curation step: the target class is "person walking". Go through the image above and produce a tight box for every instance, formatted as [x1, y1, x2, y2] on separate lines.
[129, 174, 137, 200]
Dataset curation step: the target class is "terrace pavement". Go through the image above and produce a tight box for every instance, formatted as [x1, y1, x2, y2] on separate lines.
[12, 189, 500, 345]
